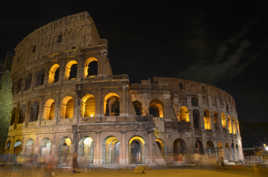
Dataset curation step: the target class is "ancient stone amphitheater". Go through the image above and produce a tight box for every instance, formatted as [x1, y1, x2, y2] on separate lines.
[6, 12, 243, 167]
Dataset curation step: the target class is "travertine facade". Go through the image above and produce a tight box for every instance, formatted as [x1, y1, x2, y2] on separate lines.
[6, 12, 243, 167]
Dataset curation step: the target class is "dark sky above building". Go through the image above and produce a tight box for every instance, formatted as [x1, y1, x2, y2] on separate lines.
[0, 0, 267, 132]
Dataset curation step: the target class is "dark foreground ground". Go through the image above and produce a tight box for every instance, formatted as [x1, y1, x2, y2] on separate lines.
[0, 165, 268, 177]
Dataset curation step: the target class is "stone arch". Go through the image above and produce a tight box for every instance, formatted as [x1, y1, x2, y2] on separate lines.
[65, 60, 78, 80]
[48, 64, 60, 83]
[221, 112, 227, 128]
[61, 96, 74, 119]
[81, 94, 96, 118]
[129, 136, 145, 164]
[225, 143, 230, 160]
[43, 99, 55, 120]
[14, 139, 23, 155]
[132, 100, 143, 116]
[227, 116, 232, 134]
[40, 138, 52, 157]
[84, 57, 98, 78]
[195, 139, 204, 154]
[217, 142, 224, 159]
[58, 137, 72, 166]
[178, 106, 190, 122]
[206, 141, 215, 156]
[25, 139, 34, 155]
[173, 138, 186, 161]
[78, 137, 94, 164]
[193, 109, 200, 129]
[155, 138, 164, 155]
[104, 136, 120, 164]
[104, 92, 120, 116]
[203, 110, 211, 130]
[149, 99, 164, 118]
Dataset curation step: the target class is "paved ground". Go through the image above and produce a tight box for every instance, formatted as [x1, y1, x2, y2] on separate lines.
[0, 165, 268, 177]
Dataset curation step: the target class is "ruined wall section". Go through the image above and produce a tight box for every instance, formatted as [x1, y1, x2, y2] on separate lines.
[11, 11, 104, 78]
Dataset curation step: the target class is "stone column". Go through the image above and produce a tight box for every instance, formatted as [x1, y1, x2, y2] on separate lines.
[120, 131, 127, 165]
[94, 132, 102, 166]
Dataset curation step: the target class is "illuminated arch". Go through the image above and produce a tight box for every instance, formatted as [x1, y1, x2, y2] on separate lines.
[129, 136, 145, 164]
[173, 138, 186, 161]
[228, 116, 233, 134]
[40, 138, 51, 157]
[84, 57, 98, 78]
[43, 99, 55, 120]
[132, 100, 143, 116]
[48, 64, 60, 84]
[61, 96, 74, 119]
[213, 112, 219, 130]
[149, 99, 164, 118]
[155, 138, 164, 154]
[203, 110, 211, 130]
[25, 139, 34, 155]
[81, 94, 96, 118]
[14, 140, 23, 155]
[178, 106, 190, 122]
[233, 119, 237, 134]
[104, 92, 120, 116]
[221, 112, 227, 128]
[64, 60, 78, 80]
[58, 137, 72, 165]
[78, 137, 94, 164]
[104, 136, 120, 164]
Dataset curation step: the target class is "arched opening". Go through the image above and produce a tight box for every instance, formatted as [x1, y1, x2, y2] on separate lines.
[233, 119, 237, 135]
[155, 138, 164, 155]
[191, 96, 199, 107]
[195, 140, 204, 154]
[48, 64, 60, 84]
[84, 57, 98, 78]
[225, 143, 230, 160]
[14, 140, 23, 155]
[206, 141, 215, 156]
[228, 116, 233, 134]
[173, 138, 186, 161]
[40, 138, 52, 158]
[221, 113, 227, 129]
[149, 99, 164, 118]
[231, 143, 235, 161]
[24, 74, 32, 90]
[61, 96, 74, 119]
[104, 93, 120, 116]
[132, 101, 143, 116]
[65, 60, 78, 80]
[25, 139, 34, 156]
[6, 140, 11, 151]
[78, 137, 94, 164]
[193, 109, 200, 129]
[178, 106, 190, 122]
[30, 102, 39, 122]
[236, 144, 239, 160]
[43, 99, 55, 120]
[203, 110, 211, 130]
[35, 70, 45, 86]
[217, 142, 224, 159]
[104, 136, 120, 164]
[58, 137, 72, 166]
[81, 94, 96, 118]
[129, 136, 145, 164]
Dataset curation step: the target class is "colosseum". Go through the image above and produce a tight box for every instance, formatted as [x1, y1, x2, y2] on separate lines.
[5, 11, 243, 167]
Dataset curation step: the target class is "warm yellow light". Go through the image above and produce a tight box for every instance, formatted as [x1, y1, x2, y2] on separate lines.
[81, 94, 96, 118]
[129, 136, 145, 145]
[204, 110, 211, 130]
[228, 116, 232, 134]
[48, 64, 60, 84]
[104, 92, 120, 114]
[84, 57, 98, 78]
[178, 106, 190, 122]
[65, 138, 72, 146]
[65, 60, 78, 80]
[43, 99, 55, 120]
[61, 96, 74, 119]
[221, 113, 226, 128]
[149, 100, 164, 118]
[84, 137, 93, 146]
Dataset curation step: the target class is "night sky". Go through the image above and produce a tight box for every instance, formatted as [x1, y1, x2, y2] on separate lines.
[0, 1, 267, 146]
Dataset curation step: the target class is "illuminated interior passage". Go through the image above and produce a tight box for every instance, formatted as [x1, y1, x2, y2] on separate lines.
[203, 110, 211, 130]
[65, 60, 78, 80]
[81, 94, 96, 118]
[178, 106, 190, 122]
[78, 137, 94, 164]
[48, 64, 60, 83]
[149, 99, 164, 118]
[84, 57, 98, 78]
[43, 99, 55, 120]
[104, 93, 120, 116]
[104, 136, 120, 164]
[61, 96, 74, 119]
[129, 136, 145, 164]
